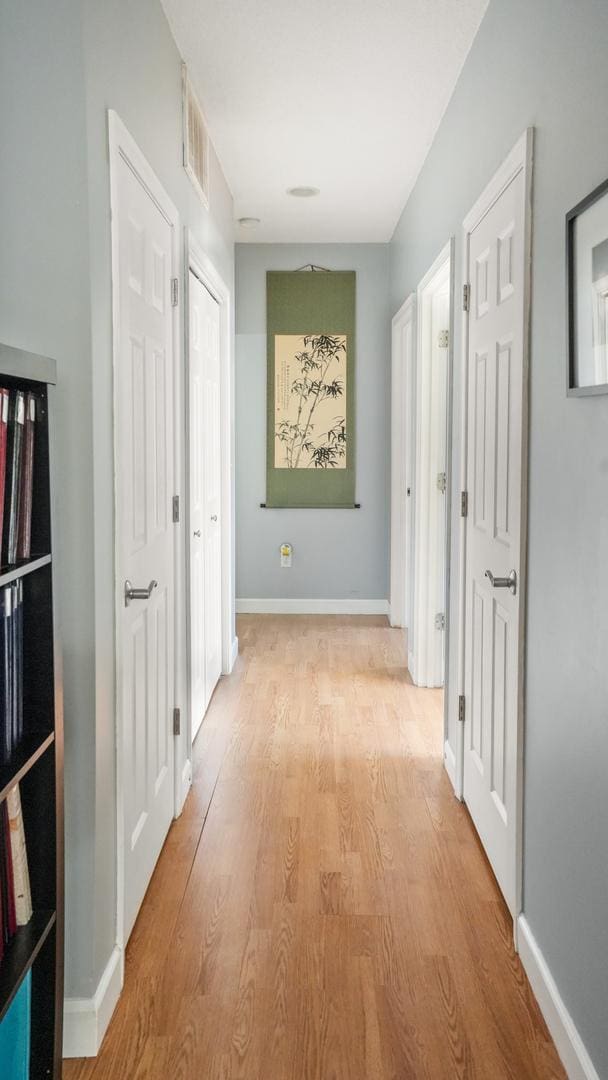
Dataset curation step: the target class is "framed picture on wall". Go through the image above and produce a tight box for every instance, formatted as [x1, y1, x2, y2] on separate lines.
[567, 176, 608, 395]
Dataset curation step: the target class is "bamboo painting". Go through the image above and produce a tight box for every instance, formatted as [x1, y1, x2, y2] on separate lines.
[274, 333, 347, 469]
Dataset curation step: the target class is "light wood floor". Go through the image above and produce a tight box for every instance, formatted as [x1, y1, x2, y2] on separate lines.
[64, 615, 565, 1079]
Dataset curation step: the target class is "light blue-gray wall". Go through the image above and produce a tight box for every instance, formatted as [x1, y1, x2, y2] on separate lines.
[1, 0, 235, 1003]
[236, 244, 390, 602]
[390, 0, 608, 1072]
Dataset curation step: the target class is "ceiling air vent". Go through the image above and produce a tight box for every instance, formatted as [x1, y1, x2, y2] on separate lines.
[182, 64, 210, 208]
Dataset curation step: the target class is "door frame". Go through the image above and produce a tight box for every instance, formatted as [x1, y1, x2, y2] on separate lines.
[390, 292, 415, 635]
[184, 232, 236, 754]
[108, 111, 183, 957]
[410, 240, 454, 688]
[456, 129, 534, 919]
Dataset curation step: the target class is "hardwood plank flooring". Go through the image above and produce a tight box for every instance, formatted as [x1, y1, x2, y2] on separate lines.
[64, 615, 565, 1079]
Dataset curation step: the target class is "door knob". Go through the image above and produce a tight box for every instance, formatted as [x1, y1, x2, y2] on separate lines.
[484, 569, 517, 596]
[124, 579, 158, 607]
[210, 514, 218, 522]
[193, 529, 201, 537]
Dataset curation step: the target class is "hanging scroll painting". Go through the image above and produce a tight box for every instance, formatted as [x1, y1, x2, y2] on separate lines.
[266, 270, 356, 507]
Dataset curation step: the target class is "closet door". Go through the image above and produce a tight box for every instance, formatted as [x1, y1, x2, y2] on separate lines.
[189, 271, 222, 740]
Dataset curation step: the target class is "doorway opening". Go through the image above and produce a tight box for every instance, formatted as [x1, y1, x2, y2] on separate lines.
[185, 236, 236, 763]
[391, 242, 454, 697]
[411, 243, 453, 689]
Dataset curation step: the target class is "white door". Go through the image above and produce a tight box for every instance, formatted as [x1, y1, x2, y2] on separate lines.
[390, 294, 415, 632]
[115, 147, 176, 942]
[411, 245, 451, 688]
[189, 270, 222, 740]
[462, 135, 531, 915]
[428, 288, 449, 686]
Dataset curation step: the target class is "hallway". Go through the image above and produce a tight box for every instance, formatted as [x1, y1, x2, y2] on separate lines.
[64, 616, 564, 1079]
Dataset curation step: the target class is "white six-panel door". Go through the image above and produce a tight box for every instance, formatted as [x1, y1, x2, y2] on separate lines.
[411, 247, 451, 688]
[115, 144, 176, 943]
[189, 271, 222, 740]
[462, 132, 531, 915]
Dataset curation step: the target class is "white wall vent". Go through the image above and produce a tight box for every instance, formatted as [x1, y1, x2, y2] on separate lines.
[182, 64, 210, 208]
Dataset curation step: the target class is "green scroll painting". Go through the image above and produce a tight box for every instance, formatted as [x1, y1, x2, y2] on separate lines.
[266, 270, 356, 507]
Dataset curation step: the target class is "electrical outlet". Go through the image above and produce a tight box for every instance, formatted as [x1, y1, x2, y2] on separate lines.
[280, 543, 292, 567]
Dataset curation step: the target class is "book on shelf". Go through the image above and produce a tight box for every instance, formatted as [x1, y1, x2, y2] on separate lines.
[0, 783, 32, 960]
[0, 801, 15, 949]
[13, 581, 23, 750]
[3, 392, 25, 566]
[17, 394, 36, 561]
[0, 390, 9, 556]
[6, 785, 32, 928]
[0, 586, 12, 766]
[0, 582, 23, 766]
[0, 389, 38, 568]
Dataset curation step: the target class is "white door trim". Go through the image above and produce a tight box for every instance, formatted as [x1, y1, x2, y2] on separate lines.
[455, 129, 533, 917]
[108, 110, 182, 960]
[410, 240, 453, 687]
[390, 292, 415, 634]
[185, 232, 236, 757]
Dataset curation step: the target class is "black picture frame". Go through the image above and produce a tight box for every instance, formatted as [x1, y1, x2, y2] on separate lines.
[566, 175, 608, 396]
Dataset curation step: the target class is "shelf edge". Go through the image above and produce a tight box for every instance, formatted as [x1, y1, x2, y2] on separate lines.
[0, 732, 55, 804]
[0, 910, 57, 1023]
[0, 554, 52, 588]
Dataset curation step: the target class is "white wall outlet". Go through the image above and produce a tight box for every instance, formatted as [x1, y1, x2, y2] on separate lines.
[280, 543, 292, 567]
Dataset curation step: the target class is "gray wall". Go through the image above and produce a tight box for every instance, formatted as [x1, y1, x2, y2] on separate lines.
[236, 244, 390, 602]
[1, 0, 235, 1002]
[390, 0, 608, 1072]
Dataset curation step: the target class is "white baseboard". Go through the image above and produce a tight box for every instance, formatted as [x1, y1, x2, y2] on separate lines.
[407, 649, 416, 680]
[229, 634, 239, 670]
[517, 916, 600, 1080]
[443, 739, 457, 793]
[236, 598, 390, 615]
[176, 757, 192, 815]
[63, 944, 123, 1058]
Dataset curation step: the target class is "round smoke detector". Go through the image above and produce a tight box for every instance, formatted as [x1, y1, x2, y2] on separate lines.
[237, 216, 261, 228]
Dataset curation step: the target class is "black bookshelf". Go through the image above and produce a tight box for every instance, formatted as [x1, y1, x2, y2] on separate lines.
[0, 344, 63, 1078]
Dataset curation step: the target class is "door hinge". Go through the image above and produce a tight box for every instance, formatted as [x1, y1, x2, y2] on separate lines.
[460, 490, 468, 517]
[173, 707, 181, 736]
[171, 277, 179, 307]
[437, 471, 447, 494]
[172, 494, 180, 523]
[462, 283, 470, 312]
[435, 613, 446, 631]
[458, 694, 465, 723]
[437, 329, 449, 349]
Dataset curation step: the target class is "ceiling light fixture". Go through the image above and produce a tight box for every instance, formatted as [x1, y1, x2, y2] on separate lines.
[237, 216, 261, 228]
[287, 186, 320, 198]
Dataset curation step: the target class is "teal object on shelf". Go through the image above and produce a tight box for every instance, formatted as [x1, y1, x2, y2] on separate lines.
[0, 971, 31, 1079]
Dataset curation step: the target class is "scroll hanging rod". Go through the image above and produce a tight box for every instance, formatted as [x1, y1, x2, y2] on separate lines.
[294, 263, 333, 272]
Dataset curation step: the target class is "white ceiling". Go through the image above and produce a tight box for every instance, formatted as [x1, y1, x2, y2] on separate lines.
[162, 0, 488, 243]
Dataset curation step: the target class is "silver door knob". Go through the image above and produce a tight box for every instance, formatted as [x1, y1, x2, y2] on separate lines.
[193, 529, 201, 537]
[210, 514, 218, 522]
[124, 579, 157, 607]
[485, 569, 517, 596]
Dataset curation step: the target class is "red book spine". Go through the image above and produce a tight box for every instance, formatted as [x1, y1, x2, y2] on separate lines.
[0, 390, 9, 561]
[17, 393, 35, 559]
